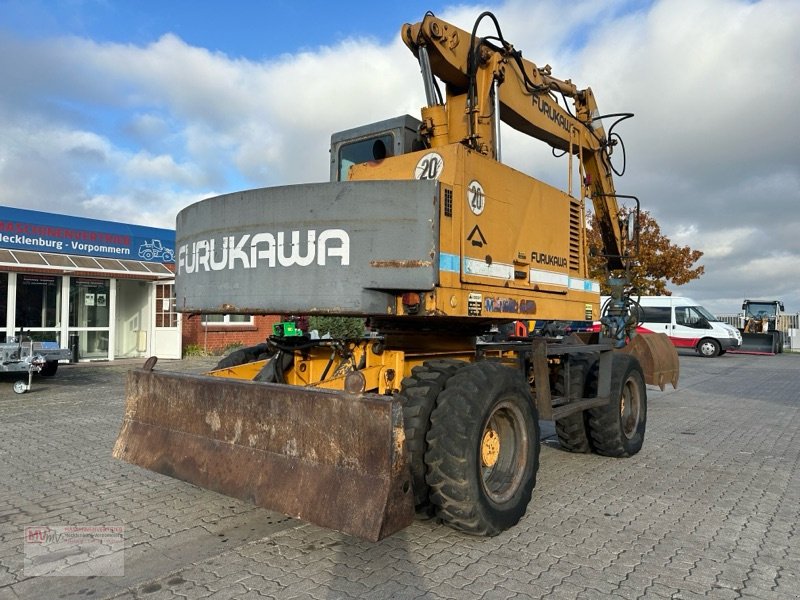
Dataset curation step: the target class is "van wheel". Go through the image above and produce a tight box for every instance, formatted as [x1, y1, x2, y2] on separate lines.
[697, 338, 720, 358]
[425, 361, 539, 536]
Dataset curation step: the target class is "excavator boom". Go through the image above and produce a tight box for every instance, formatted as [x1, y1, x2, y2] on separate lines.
[402, 13, 626, 267]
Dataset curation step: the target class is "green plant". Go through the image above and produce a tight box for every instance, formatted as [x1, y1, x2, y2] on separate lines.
[183, 343, 207, 357]
[308, 316, 365, 339]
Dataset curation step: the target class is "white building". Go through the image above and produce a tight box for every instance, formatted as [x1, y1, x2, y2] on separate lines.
[0, 206, 181, 360]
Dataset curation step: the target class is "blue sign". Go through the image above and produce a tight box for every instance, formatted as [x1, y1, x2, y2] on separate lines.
[0, 207, 176, 263]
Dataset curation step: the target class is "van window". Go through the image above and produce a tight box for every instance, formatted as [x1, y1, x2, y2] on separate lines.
[639, 306, 671, 323]
[675, 305, 712, 329]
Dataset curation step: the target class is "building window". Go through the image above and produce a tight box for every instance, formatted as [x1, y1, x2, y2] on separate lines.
[202, 314, 254, 326]
[155, 283, 178, 328]
[16, 274, 61, 329]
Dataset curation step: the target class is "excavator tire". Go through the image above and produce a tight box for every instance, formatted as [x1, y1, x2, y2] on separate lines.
[214, 343, 271, 370]
[398, 359, 468, 516]
[425, 361, 540, 536]
[554, 354, 598, 453]
[587, 353, 647, 457]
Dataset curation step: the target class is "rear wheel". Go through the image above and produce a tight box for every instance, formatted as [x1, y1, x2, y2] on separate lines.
[425, 361, 539, 536]
[697, 338, 720, 358]
[554, 354, 597, 453]
[397, 359, 467, 514]
[588, 353, 646, 457]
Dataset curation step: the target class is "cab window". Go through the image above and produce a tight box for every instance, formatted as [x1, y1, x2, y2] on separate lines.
[338, 134, 393, 180]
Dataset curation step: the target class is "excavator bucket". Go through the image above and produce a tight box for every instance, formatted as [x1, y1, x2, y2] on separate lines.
[620, 333, 679, 390]
[113, 365, 415, 542]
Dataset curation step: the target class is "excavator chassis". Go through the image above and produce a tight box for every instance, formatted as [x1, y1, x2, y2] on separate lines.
[113, 363, 414, 542]
[113, 331, 678, 542]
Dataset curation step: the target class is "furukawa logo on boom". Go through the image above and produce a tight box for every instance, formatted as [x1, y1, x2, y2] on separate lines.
[178, 229, 350, 274]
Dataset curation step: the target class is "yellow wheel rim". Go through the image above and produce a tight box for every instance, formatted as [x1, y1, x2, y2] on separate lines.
[481, 428, 500, 467]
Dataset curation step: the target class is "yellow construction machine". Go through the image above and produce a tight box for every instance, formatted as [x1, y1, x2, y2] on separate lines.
[735, 299, 785, 354]
[114, 12, 679, 542]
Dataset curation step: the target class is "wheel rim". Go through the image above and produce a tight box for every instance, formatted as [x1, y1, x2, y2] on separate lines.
[479, 399, 529, 504]
[700, 341, 715, 356]
[620, 376, 642, 439]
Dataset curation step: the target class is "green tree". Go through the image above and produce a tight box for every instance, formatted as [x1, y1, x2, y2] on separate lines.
[587, 208, 704, 295]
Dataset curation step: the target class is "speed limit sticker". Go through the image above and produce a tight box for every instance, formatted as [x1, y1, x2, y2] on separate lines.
[467, 180, 485, 215]
[414, 152, 444, 180]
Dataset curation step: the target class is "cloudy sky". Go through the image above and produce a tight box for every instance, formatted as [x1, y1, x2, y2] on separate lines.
[0, 0, 798, 314]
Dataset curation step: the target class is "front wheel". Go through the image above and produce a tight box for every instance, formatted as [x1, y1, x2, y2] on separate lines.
[425, 361, 540, 536]
[588, 353, 647, 457]
[697, 338, 720, 358]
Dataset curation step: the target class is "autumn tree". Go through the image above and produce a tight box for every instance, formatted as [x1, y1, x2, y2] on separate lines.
[587, 208, 704, 295]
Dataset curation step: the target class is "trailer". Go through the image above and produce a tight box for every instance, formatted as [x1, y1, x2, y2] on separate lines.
[0, 335, 71, 393]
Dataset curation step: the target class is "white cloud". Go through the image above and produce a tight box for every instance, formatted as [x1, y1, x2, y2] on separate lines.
[0, 0, 798, 312]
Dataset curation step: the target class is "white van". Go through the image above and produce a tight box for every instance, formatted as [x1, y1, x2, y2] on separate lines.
[602, 296, 742, 357]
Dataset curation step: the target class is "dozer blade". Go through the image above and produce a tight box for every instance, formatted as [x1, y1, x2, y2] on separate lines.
[620, 333, 679, 390]
[113, 367, 414, 542]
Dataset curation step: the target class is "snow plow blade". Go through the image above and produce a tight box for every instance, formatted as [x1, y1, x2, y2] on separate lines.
[620, 333, 679, 390]
[113, 366, 415, 542]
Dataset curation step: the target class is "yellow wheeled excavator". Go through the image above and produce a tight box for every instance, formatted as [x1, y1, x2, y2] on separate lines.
[114, 11, 679, 542]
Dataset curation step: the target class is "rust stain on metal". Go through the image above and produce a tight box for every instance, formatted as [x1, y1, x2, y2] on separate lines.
[370, 259, 432, 268]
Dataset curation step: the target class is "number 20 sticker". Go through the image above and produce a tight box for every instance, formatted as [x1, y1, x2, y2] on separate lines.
[467, 180, 485, 215]
[414, 152, 444, 180]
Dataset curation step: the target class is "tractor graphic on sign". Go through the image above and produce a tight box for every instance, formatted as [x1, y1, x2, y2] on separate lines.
[138, 239, 174, 262]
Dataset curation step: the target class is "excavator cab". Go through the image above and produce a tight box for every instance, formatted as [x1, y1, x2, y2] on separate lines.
[330, 115, 423, 182]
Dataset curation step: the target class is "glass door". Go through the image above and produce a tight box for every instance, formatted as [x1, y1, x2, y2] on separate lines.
[69, 277, 110, 360]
